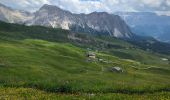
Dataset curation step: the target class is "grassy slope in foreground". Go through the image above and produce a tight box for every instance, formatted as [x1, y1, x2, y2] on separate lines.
[0, 39, 170, 93]
[0, 87, 170, 100]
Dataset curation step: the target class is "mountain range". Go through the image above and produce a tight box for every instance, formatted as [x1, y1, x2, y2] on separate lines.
[0, 3, 132, 38]
[116, 12, 170, 43]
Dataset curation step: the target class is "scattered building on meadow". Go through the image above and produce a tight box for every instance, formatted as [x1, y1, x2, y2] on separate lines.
[86, 51, 96, 59]
[161, 58, 168, 61]
[110, 67, 123, 73]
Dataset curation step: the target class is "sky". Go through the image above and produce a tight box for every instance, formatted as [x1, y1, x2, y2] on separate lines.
[0, 0, 170, 14]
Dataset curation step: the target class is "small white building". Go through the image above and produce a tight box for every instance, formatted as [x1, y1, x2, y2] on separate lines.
[111, 67, 123, 72]
[87, 51, 96, 59]
[161, 58, 168, 61]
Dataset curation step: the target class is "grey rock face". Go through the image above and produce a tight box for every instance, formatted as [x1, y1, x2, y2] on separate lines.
[0, 3, 133, 38]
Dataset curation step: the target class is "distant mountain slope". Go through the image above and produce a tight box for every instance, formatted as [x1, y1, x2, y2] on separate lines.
[0, 3, 33, 23]
[0, 20, 170, 56]
[28, 4, 133, 38]
[0, 3, 133, 38]
[116, 12, 170, 42]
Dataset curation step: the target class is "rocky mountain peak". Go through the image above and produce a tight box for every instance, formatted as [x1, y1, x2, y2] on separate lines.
[88, 11, 109, 16]
[40, 4, 61, 11]
[37, 4, 72, 17]
[0, 3, 134, 39]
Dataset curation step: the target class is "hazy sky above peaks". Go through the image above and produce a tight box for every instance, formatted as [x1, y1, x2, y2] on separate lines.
[0, 0, 170, 14]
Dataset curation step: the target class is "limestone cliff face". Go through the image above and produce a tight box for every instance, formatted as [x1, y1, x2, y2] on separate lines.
[0, 3, 133, 38]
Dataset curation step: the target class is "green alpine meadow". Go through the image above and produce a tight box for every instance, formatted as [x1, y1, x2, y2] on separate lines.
[0, 21, 169, 99]
[0, 1, 170, 99]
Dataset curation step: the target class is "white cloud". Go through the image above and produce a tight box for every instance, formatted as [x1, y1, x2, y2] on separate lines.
[156, 11, 170, 16]
[0, 0, 170, 13]
[0, 0, 50, 12]
[166, 0, 170, 6]
[140, 0, 162, 7]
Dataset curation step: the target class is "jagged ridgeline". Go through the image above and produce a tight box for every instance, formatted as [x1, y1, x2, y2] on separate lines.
[0, 3, 132, 38]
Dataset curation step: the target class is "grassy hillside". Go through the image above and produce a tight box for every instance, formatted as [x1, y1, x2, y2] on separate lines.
[0, 87, 170, 100]
[0, 21, 170, 99]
